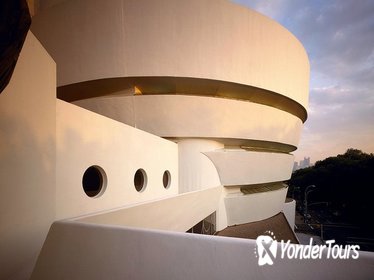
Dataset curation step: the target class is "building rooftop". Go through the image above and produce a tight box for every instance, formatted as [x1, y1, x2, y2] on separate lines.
[216, 212, 299, 244]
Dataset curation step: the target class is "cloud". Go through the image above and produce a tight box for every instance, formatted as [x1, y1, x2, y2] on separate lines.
[232, 0, 374, 162]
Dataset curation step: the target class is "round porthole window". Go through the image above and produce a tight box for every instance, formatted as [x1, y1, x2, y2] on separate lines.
[82, 165, 107, 198]
[134, 169, 147, 192]
[163, 170, 171, 189]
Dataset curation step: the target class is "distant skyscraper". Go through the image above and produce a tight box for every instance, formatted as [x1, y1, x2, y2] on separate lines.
[293, 157, 311, 171]
[299, 157, 311, 169]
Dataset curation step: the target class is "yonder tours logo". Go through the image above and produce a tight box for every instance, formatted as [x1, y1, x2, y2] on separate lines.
[255, 231, 360, 266]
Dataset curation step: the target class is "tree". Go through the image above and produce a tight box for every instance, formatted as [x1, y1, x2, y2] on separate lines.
[288, 149, 374, 226]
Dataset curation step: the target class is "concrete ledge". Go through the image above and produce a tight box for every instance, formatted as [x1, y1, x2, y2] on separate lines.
[76, 187, 222, 232]
[31, 220, 374, 279]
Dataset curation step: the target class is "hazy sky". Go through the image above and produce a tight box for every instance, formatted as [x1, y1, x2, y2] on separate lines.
[232, 0, 374, 163]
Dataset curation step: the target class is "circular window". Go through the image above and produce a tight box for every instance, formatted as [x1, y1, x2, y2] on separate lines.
[82, 165, 107, 198]
[163, 170, 171, 189]
[134, 169, 147, 192]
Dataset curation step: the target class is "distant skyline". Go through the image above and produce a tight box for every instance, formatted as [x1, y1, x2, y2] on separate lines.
[232, 0, 374, 163]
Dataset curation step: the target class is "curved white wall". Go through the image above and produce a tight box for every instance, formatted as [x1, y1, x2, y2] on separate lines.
[74, 95, 302, 149]
[225, 187, 288, 225]
[31, 0, 309, 108]
[205, 149, 294, 186]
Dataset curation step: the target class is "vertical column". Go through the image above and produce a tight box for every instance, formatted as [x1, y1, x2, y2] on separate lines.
[178, 139, 223, 194]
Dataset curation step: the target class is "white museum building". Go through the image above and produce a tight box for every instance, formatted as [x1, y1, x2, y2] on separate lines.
[1, 0, 373, 279]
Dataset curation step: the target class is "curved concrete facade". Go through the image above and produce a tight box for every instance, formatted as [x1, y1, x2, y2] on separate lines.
[31, 0, 309, 112]
[74, 95, 303, 150]
[205, 150, 294, 186]
[225, 187, 288, 225]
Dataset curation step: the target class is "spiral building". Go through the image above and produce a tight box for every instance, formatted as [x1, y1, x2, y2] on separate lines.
[2, 0, 372, 279]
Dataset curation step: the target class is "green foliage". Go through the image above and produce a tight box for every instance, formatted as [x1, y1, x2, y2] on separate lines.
[289, 149, 374, 225]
